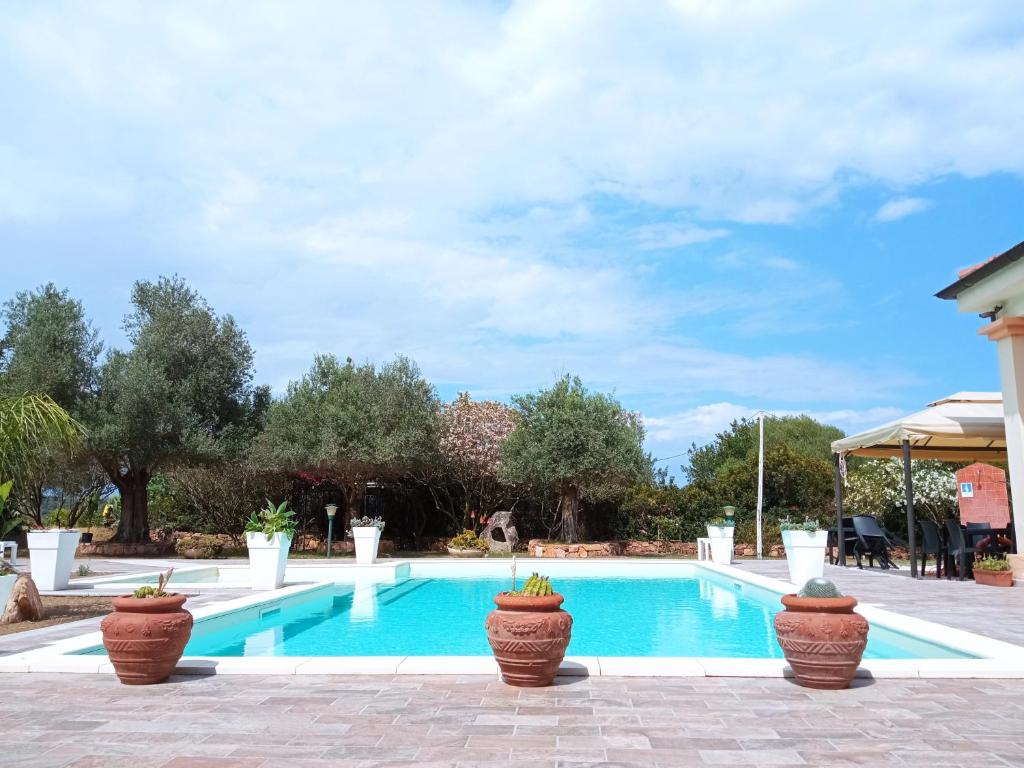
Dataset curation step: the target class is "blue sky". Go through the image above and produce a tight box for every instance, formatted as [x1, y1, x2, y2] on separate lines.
[3, 1, 1024, 470]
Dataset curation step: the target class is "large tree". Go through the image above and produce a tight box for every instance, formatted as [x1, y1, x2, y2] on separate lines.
[256, 354, 440, 528]
[686, 414, 843, 485]
[87, 277, 265, 542]
[501, 375, 649, 543]
[0, 284, 105, 522]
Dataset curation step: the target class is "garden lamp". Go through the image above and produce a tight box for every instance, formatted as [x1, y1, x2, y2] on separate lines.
[722, 505, 736, 523]
[325, 504, 338, 559]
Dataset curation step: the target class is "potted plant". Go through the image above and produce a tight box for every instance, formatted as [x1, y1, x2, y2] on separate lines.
[973, 556, 1014, 587]
[349, 515, 385, 565]
[705, 514, 735, 565]
[27, 524, 81, 591]
[447, 529, 489, 558]
[101, 568, 193, 685]
[244, 500, 296, 590]
[773, 577, 869, 690]
[780, 518, 827, 586]
[485, 566, 572, 687]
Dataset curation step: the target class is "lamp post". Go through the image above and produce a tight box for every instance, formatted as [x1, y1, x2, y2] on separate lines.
[325, 504, 338, 559]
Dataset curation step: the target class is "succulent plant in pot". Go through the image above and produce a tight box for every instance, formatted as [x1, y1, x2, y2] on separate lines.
[244, 500, 296, 589]
[773, 577, 869, 690]
[348, 515, 385, 565]
[447, 529, 489, 558]
[485, 562, 572, 687]
[973, 556, 1014, 587]
[101, 569, 193, 685]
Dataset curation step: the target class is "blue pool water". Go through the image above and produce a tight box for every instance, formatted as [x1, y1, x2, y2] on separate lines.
[156, 576, 969, 659]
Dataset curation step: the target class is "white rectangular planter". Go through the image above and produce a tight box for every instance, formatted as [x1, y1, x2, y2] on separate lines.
[352, 526, 382, 565]
[27, 530, 80, 591]
[245, 532, 292, 590]
[781, 529, 828, 587]
[706, 525, 734, 565]
[0, 573, 16, 615]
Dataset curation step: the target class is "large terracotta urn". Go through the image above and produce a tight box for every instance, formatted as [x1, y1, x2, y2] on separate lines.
[485, 593, 572, 687]
[101, 594, 193, 685]
[773, 594, 868, 690]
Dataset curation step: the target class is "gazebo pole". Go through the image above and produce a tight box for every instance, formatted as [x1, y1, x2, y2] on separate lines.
[901, 439, 918, 578]
[833, 453, 845, 566]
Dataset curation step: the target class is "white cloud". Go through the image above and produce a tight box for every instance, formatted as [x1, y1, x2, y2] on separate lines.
[0, 0, 1015, 459]
[873, 197, 933, 223]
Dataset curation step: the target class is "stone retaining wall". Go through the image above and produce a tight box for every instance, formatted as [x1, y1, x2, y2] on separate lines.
[527, 539, 788, 558]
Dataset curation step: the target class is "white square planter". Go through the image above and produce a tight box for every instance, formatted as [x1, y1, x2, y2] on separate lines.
[0, 573, 17, 615]
[27, 530, 81, 591]
[781, 529, 828, 587]
[245, 531, 292, 590]
[352, 526, 382, 565]
[706, 525, 734, 565]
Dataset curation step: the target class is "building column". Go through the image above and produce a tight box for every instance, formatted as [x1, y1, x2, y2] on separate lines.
[979, 316, 1024, 553]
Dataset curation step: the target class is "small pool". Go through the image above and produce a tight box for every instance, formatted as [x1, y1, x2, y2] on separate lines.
[84, 573, 971, 659]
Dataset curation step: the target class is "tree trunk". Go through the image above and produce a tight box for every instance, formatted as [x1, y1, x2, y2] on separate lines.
[112, 470, 150, 543]
[344, 481, 365, 532]
[559, 480, 580, 544]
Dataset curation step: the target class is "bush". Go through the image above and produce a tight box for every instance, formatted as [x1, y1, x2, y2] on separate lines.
[448, 529, 488, 551]
[175, 533, 225, 559]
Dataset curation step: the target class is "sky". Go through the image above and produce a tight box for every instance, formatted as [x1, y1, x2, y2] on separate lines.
[3, 1, 1024, 472]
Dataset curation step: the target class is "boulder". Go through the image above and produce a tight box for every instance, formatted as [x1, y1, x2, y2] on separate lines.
[481, 511, 518, 553]
[1, 575, 45, 624]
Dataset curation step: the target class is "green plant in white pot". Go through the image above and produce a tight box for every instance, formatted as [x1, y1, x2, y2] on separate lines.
[244, 500, 296, 590]
[348, 516, 385, 565]
[780, 518, 827, 586]
[705, 512, 735, 565]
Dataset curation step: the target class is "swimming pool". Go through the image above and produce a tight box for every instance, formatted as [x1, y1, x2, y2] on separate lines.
[82, 571, 971, 659]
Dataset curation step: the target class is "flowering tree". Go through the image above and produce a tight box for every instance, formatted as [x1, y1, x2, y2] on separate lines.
[436, 393, 517, 529]
[845, 459, 957, 527]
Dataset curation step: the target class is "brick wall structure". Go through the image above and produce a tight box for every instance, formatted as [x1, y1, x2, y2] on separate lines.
[955, 462, 1010, 526]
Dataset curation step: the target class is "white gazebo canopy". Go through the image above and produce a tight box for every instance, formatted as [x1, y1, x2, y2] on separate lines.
[828, 392, 1008, 577]
[831, 392, 1007, 463]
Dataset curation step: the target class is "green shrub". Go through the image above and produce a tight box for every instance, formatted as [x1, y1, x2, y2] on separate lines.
[448, 529, 488, 551]
[175, 534, 225, 559]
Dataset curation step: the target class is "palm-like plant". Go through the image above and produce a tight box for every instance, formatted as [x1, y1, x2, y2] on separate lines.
[0, 393, 84, 480]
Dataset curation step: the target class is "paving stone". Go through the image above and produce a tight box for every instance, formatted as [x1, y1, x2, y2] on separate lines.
[0, 672, 1020, 765]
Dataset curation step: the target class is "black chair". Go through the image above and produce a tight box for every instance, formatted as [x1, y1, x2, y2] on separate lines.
[828, 519, 859, 565]
[851, 515, 896, 570]
[944, 519, 978, 581]
[918, 520, 944, 579]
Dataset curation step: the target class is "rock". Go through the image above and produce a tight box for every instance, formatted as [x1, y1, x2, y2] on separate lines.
[1, 575, 45, 624]
[481, 511, 518, 553]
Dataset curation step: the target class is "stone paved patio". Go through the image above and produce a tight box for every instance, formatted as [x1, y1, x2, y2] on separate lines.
[2, 672, 1023, 767]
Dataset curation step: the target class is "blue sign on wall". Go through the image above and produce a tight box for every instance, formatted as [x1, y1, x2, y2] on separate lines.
[960, 481, 974, 498]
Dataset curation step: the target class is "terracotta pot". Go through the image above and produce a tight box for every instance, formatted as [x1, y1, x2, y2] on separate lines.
[485, 592, 572, 687]
[447, 547, 485, 558]
[773, 594, 868, 690]
[974, 569, 1014, 587]
[101, 594, 193, 685]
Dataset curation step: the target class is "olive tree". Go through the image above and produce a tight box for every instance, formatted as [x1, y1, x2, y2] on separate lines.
[87, 277, 265, 542]
[257, 354, 440, 528]
[501, 376, 649, 543]
[1, 284, 105, 521]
